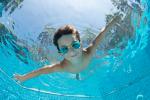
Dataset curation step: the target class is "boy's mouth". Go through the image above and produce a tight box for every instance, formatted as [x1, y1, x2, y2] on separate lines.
[70, 54, 78, 57]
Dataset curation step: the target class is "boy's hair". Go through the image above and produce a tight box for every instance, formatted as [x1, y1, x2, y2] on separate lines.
[53, 25, 80, 52]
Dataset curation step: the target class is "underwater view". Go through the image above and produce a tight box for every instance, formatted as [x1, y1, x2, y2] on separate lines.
[0, 0, 150, 100]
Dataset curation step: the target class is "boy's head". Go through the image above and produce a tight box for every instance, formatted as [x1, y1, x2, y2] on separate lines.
[53, 25, 82, 59]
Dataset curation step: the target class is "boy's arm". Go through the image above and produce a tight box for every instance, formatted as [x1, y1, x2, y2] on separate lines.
[86, 16, 120, 56]
[14, 63, 63, 82]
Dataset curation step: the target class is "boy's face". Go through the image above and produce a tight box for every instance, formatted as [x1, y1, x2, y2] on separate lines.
[58, 34, 82, 60]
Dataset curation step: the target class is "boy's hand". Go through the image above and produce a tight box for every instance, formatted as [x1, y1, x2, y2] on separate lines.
[13, 74, 26, 82]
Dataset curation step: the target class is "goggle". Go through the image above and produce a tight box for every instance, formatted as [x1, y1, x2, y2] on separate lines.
[59, 41, 81, 54]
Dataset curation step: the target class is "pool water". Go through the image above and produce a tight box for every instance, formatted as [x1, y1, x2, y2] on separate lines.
[0, 0, 150, 100]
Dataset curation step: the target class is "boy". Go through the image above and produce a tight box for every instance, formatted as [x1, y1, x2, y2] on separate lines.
[14, 16, 119, 82]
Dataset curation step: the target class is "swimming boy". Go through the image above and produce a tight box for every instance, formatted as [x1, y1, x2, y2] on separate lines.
[14, 16, 120, 82]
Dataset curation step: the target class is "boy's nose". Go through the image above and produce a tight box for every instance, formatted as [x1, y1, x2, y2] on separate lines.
[68, 47, 75, 54]
[68, 45, 74, 50]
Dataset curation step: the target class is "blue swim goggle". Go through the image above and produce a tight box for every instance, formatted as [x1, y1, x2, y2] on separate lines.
[59, 41, 81, 54]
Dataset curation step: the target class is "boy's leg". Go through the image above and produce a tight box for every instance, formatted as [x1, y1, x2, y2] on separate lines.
[76, 73, 80, 80]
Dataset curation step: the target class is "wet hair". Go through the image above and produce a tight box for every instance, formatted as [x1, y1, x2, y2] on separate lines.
[53, 25, 80, 52]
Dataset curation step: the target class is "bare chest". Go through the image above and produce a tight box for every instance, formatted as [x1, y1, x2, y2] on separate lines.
[65, 55, 91, 73]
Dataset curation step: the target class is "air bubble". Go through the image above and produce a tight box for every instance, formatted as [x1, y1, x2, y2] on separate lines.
[136, 94, 143, 100]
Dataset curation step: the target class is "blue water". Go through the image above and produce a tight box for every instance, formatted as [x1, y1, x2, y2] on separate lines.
[0, 0, 150, 100]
